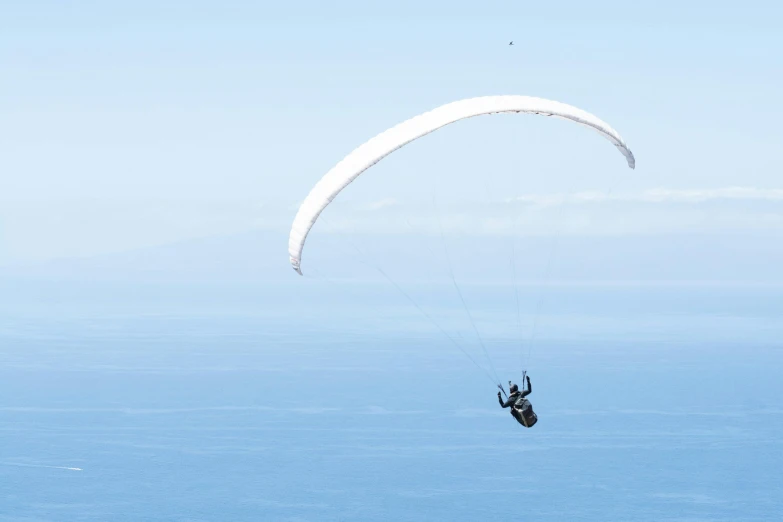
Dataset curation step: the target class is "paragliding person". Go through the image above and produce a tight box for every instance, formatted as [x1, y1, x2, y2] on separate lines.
[498, 374, 537, 427]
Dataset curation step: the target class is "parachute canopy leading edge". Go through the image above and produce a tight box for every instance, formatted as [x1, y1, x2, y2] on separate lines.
[288, 95, 635, 275]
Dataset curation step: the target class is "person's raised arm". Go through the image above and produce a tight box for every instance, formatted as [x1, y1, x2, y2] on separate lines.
[498, 391, 514, 408]
[521, 375, 532, 397]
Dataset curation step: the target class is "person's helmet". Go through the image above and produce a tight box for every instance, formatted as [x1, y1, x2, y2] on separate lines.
[509, 383, 519, 393]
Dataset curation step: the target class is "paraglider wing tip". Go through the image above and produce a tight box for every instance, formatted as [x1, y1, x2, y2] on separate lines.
[290, 257, 303, 276]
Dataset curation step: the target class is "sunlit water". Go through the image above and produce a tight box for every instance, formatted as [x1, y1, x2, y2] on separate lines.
[1, 282, 781, 520]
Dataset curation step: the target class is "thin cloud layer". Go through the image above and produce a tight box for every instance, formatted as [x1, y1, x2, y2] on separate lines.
[508, 187, 783, 206]
[4, 188, 783, 264]
[360, 198, 399, 211]
[304, 187, 783, 237]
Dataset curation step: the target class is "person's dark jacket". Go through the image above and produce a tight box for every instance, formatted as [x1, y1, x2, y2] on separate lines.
[498, 377, 531, 408]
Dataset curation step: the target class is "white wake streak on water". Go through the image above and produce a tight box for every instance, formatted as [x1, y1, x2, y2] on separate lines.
[2, 461, 82, 471]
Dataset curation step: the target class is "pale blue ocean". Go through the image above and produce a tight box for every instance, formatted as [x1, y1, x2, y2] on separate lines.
[1, 281, 781, 520]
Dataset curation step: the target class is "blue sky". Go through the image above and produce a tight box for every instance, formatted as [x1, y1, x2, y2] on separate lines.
[1, 0, 782, 265]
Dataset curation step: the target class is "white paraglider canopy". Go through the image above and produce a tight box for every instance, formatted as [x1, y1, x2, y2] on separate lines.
[289, 95, 635, 275]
